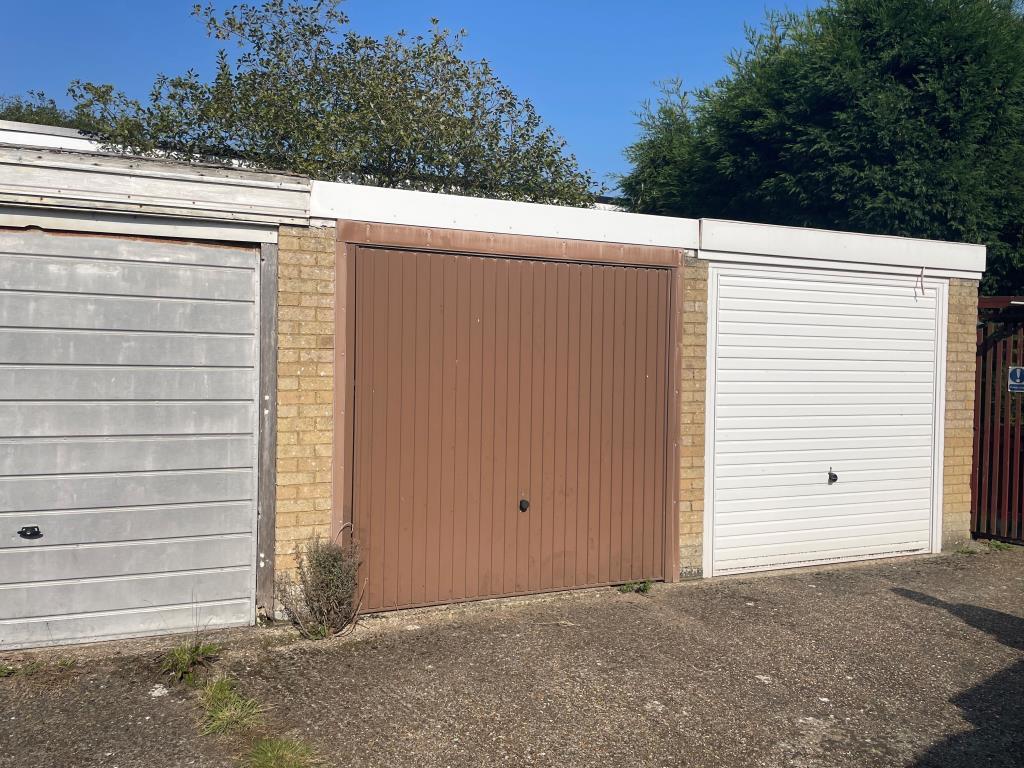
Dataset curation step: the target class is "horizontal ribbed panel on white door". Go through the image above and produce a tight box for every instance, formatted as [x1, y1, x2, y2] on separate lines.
[709, 266, 942, 575]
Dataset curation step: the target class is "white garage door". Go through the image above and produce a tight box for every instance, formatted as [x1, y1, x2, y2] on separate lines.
[709, 265, 943, 575]
[0, 229, 259, 649]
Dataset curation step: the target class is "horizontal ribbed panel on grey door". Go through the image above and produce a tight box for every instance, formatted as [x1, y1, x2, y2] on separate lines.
[0, 229, 259, 649]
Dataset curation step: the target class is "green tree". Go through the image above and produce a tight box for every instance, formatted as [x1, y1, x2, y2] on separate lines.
[1, 1, 595, 205]
[621, 0, 1024, 294]
[0, 91, 94, 131]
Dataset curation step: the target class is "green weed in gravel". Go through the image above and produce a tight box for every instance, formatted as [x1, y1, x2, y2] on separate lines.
[618, 579, 653, 594]
[985, 539, 1015, 551]
[0, 661, 42, 678]
[958, 539, 1017, 555]
[199, 676, 264, 735]
[161, 635, 221, 683]
[246, 737, 319, 768]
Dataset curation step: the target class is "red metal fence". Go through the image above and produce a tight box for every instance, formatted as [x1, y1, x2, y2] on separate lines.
[972, 297, 1024, 543]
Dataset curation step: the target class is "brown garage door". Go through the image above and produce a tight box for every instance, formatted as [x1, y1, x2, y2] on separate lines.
[350, 245, 673, 611]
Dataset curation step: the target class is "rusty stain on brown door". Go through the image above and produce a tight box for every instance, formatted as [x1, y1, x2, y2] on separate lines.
[351, 246, 672, 610]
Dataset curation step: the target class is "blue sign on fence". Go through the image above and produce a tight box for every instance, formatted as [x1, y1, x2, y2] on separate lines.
[1011, 367, 1024, 393]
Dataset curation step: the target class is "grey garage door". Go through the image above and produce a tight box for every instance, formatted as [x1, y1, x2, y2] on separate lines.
[0, 229, 259, 649]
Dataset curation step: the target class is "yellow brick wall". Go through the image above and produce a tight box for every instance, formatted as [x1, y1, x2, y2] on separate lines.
[275, 225, 336, 575]
[942, 278, 979, 548]
[678, 253, 708, 576]
[268, 239, 974, 579]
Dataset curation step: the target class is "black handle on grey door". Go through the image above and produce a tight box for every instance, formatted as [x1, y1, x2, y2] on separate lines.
[17, 526, 42, 540]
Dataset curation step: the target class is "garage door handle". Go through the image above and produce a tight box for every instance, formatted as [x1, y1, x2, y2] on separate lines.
[519, 499, 530, 513]
[17, 526, 42, 540]
[828, 469, 838, 485]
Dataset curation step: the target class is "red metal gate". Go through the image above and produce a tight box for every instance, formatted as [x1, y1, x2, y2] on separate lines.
[972, 297, 1024, 543]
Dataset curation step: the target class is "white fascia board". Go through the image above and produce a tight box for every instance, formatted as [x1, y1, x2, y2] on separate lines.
[699, 218, 986, 277]
[697, 249, 983, 280]
[0, 120, 100, 152]
[311, 180, 700, 249]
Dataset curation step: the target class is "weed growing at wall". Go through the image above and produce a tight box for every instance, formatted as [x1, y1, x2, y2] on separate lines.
[277, 534, 362, 639]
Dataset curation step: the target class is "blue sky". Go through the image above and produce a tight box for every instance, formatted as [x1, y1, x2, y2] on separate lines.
[0, 1, 815, 189]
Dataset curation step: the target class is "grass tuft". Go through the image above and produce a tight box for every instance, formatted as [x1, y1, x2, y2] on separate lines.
[617, 579, 653, 594]
[161, 635, 221, 683]
[246, 737, 319, 768]
[199, 676, 264, 735]
[0, 661, 42, 678]
[985, 539, 1014, 551]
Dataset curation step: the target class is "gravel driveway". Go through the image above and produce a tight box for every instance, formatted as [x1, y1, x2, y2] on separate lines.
[2, 547, 1022, 768]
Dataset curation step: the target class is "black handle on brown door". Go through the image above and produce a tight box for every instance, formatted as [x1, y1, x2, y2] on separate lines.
[519, 499, 530, 513]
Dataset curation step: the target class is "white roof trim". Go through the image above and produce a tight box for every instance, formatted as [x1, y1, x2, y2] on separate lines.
[0, 120, 100, 152]
[699, 218, 985, 276]
[311, 180, 700, 249]
[697, 248, 982, 280]
[0, 119, 87, 138]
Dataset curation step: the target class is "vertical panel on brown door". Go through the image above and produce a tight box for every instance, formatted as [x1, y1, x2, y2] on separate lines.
[410, 252, 430, 606]
[578, 266, 597, 586]
[566, 266, 582, 587]
[397, 251, 417, 607]
[621, 268, 639, 581]
[503, 260, 521, 596]
[478, 258, 497, 597]
[350, 246, 674, 611]
[598, 268, 615, 585]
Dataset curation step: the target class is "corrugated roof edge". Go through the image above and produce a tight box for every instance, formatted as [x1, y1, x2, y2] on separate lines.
[0, 143, 311, 228]
[0, 144, 310, 186]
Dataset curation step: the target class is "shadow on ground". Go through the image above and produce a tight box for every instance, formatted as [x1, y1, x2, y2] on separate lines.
[2, 549, 1023, 768]
[895, 588, 1024, 768]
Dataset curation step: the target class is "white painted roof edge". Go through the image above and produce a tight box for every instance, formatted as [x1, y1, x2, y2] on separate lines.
[0, 119, 88, 138]
[0, 120, 100, 152]
[311, 180, 701, 249]
[0, 121, 993, 270]
[699, 218, 986, 276]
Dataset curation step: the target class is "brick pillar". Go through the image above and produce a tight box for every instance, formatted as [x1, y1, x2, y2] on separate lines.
[942, 278, 979, 549]
[275, 225, 337, 576]
[678, 253, 708, 576]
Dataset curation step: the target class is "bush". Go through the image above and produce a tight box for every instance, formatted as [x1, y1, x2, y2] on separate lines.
[277, 535, 361, 639]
